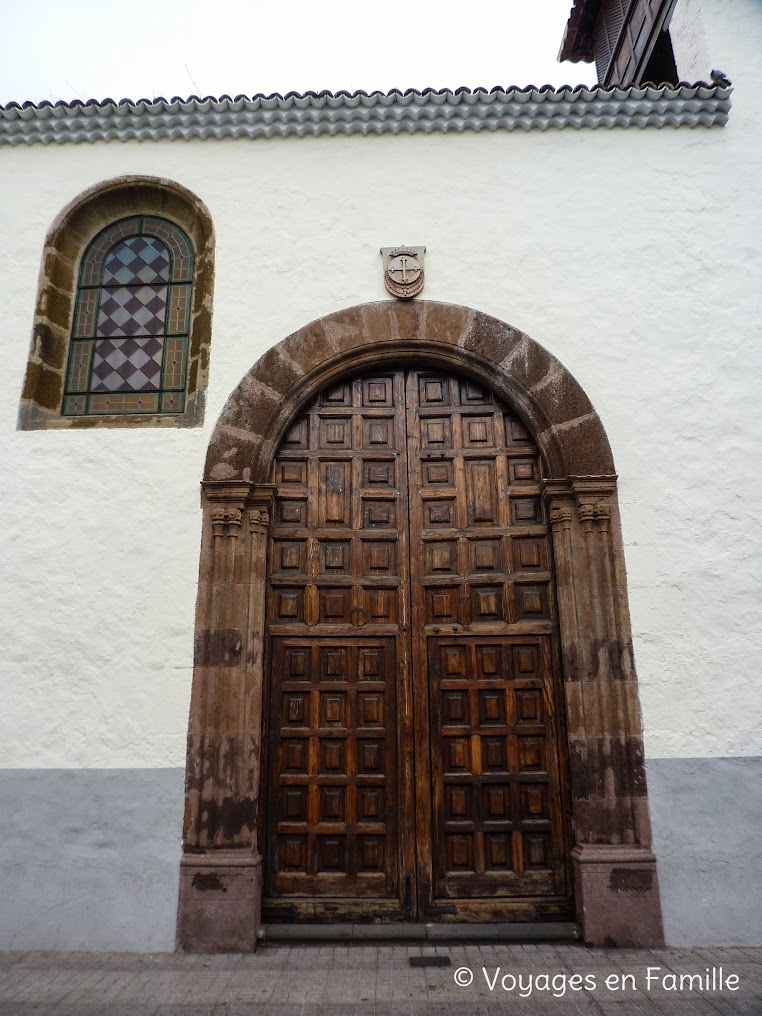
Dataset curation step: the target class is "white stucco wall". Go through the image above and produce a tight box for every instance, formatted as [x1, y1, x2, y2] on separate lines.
[670, 0, 712, 82]
[1, 0, 760, 771]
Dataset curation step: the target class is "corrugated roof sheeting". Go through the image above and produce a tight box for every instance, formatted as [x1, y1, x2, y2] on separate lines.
[0, 83, 731, 146]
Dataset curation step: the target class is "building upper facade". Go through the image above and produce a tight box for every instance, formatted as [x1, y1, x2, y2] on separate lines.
[560, 0, 716, 87]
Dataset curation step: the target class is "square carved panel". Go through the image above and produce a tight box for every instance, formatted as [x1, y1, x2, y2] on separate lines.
[363, 541, 396, 575]
[482, 736, 507, 771]
[483, 785, 511, 820]
[362, 377, 394, 407]
[363, 460, 395, 488]
[283, 692, 308, 727]
[362, 499, 396, 529]
[281, 786, 307, 821]
[460, 379, 492, 405]
[320, 383, 351, 406]
[317, 835, 347, 872]
[475, 644, 502, 677]
[445, 785, 471, 820]
[516, 584, 549, 620]
[485, 833, 513, 871]
[508, 457, 539, 483]
[512, 537, 546, 571]
[446, 834, 474, 871]
[421, 417, 451, 448]
[277, 460, 307, 485]
[284, 646, 310, 680]
[427, 588, 460, 623]
[358, 647, 385, 680]
[319, 646, 349, 681]
[274, 540, 307, 574]
[279, 835, 308, 871]
[282, 417, 309, 448]
[424, 500, 455, 527]
[319, 587, 352, 624]
[442, 690, 468, 725]
[507, 417, 531, 444]
[471, 585, 504, 621]
[444, 737, 471, 773]
[319, 541, 351, 575]
[357, 836, 385, 872]
[462, 416, 494, 447]
[320, 691, 347, 728]
[320, 739, 347, 774]
[319, 417, 352, 449]
[363, 417, 395, 449]
[358, 787, 384, 819]
[511, 497, 542, 525]
[365, 588, 396, 624]
[277, 500, 307, 526]
[426, 541, 457, 575]
[320, 786, 346, 822]
[423, 460, 453, 487]
[358, 739, 385, 773]
[273, 587, 305, 623]
[419, 376, 451, 406]
[358, 692, 384, 727]
[442, 645, 467, 678]
[470, 539, 502, 574]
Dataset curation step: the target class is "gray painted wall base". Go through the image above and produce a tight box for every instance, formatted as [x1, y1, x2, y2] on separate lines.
[0, 769, 183, 951]
[647, 757, 762, 947]
[0, 759, 760, 950]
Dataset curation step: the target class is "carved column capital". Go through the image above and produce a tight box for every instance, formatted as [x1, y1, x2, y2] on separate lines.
[578, 502, 597, 529]
[549, 505, 574, 529]
[246, 483, 276, 536]
[248, 507, 270, 533]
[202, 480, 254, 540]
[578, 500, 612, 532]
[594, 502, 611, 534]
[211, 506, 243, 538]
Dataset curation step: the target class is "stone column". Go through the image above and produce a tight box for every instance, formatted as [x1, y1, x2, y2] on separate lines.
[544, 476, 664, 947]
[176, 480, 274, 953]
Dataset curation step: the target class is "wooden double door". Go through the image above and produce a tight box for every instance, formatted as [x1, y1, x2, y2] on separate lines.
[262, 368, 572, 923]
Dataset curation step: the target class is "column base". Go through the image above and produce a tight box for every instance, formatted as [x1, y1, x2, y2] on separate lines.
[572, 845, 665, 947]
[176, 850, 263, 953]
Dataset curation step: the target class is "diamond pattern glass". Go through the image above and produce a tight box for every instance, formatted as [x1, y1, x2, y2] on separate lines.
[96, 285, 168, 337]
[102, 236, 171, 285]
[91, 337, 164, 392]
[64, 217, 194, 416]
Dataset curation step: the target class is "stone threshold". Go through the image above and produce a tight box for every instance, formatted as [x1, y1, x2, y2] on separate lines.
[263, 922, 580, 943]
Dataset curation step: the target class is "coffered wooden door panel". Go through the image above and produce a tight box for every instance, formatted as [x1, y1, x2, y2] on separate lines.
[263, 368, 572, 923]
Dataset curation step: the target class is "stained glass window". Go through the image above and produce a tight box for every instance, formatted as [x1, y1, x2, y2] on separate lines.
[63, 216, 194, 416]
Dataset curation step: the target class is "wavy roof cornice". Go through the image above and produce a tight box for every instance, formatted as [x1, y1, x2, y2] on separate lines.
[0, 83, 731, 146]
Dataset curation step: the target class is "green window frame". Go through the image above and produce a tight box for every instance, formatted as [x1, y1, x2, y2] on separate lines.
[63, 216, 194, 417]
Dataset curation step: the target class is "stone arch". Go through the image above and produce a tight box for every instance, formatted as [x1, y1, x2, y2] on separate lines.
[18, 174, 214, 430]
[203, 301, 613, 483]
[178, 301, 664, 952]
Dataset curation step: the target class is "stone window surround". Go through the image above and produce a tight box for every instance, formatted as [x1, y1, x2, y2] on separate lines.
[17, 174, 214, 430]
[178, 300, 665, 952]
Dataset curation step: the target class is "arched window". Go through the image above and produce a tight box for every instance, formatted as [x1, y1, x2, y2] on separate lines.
[64, 217, 194, 416]
[18, 176, 214, 430]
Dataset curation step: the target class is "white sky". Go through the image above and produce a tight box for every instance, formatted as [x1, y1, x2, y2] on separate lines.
[0, 0, 595, 107]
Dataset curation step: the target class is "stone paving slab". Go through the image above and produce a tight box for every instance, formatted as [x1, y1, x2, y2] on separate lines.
[0, 945, 759, 1015]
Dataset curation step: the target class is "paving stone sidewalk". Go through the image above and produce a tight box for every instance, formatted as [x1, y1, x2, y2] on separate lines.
[0, 944, 760, 1015]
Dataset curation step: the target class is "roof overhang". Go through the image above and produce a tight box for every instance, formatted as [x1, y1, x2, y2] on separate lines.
[559, 0, 602, 64]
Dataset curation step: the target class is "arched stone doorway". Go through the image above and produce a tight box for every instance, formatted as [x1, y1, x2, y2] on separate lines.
[176, 301, 664, 951]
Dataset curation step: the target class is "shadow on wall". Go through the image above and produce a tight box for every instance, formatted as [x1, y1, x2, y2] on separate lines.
[647, 756, 762, 946]
[0, 769, 184, 951]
